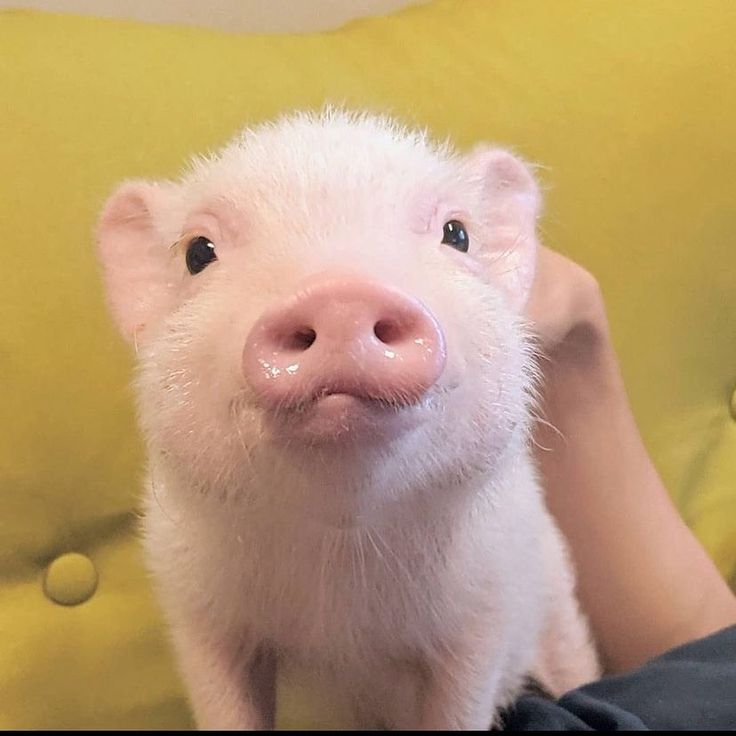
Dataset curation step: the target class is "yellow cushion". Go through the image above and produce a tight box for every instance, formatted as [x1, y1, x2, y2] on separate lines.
[1, 0, 735, 728]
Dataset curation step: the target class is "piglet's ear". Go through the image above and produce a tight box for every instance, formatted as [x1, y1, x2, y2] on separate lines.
[466, 147, 541, 313]
[96, 180, 177, 344]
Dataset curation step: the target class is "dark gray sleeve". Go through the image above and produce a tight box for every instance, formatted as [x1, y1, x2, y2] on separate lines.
[500, 625, 736, 731]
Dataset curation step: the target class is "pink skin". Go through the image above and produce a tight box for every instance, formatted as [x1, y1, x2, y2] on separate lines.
[242, 272, 447, 440]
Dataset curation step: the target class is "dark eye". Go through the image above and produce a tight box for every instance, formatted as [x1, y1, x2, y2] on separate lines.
[441, 220, 469, 253]
[185, 236, 217, 274]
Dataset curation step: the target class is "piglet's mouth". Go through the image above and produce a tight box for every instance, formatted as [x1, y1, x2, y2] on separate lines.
[283, 381, 426, 411]
[260, 387, 428, 444]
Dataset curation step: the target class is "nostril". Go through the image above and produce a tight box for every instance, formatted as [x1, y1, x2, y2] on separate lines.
[283, 327, 317, 351]
[374, 319, 404, 345]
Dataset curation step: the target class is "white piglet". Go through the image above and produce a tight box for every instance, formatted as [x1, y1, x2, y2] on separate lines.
[97, 110, 598, 730]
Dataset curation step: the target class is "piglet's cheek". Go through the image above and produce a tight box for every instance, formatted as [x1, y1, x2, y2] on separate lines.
[442, 246, 484, 277]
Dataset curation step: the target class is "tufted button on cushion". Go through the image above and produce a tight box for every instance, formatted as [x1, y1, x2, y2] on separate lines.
[43, 553, 98, 606]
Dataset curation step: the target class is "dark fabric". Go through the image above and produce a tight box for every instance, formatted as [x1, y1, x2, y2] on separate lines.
[501, 625, 736, 731]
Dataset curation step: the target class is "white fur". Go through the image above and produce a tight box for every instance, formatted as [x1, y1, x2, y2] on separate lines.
[98, 110, 599, 730]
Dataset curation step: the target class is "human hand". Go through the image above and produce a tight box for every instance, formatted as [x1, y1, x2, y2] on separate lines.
[524, 245, 610, 367]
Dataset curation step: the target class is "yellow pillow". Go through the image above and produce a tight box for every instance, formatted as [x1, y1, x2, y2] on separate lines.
[1, 0, 735, 729]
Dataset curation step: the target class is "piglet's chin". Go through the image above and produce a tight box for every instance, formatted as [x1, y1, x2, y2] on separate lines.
[261, 392, 425, 444]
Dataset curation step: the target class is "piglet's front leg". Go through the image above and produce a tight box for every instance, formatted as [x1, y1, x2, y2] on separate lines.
[415, 638, 507, 731]
[169, 621, 276, 731]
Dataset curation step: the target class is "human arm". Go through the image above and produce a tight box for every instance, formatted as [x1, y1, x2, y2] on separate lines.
[526, 246, 736, 674]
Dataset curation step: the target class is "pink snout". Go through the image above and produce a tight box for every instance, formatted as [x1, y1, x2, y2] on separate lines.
[243, 274, 447, 410]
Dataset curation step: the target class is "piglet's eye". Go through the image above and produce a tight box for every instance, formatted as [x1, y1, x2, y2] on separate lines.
[185, 236, 217, 275]
[441, 220, 469, 253]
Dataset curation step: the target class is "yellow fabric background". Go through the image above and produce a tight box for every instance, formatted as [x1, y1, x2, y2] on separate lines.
[1, 0, 734, 729]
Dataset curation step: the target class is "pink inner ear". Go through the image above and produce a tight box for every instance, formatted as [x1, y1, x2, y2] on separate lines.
[97, 180, 176, 344]
[485, 151, 538, 194]
[101, 189, 153, 230]
[466, 147, 541, 313]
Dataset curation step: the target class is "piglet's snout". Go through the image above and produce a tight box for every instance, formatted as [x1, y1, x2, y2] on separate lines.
[243, 274, 447, 408]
